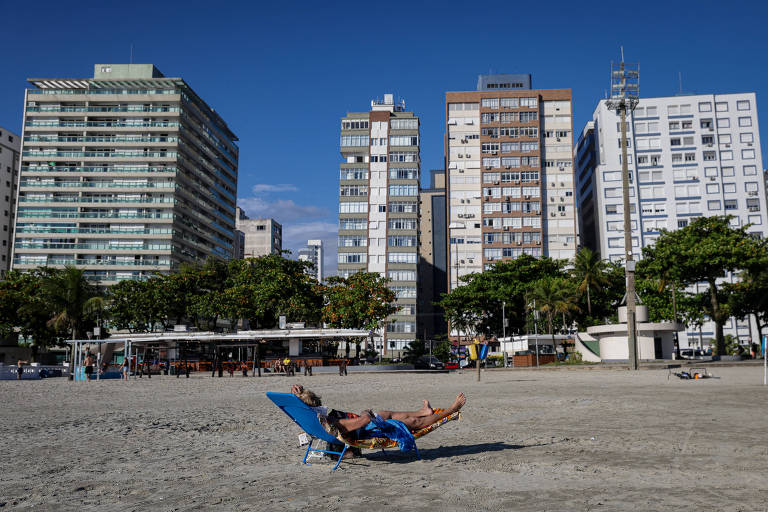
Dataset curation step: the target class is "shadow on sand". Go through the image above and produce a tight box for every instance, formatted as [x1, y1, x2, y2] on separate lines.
[359, 441, 544, 463]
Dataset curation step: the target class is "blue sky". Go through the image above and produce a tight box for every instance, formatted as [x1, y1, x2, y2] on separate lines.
[2, 0, 767, 273]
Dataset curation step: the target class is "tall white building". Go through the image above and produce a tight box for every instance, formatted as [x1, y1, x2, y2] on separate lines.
[0, 126, 20, 274]
[338, 94, 420, 355]
[446, 74, 577, 290]
[297, 239, 323, 282]
[576, 93, 767, 347]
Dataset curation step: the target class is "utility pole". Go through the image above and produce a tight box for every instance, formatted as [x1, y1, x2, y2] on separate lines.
[606, 48, 640, 371]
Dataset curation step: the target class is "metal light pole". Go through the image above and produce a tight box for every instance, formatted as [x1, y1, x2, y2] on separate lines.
[606, 48, 640, 371]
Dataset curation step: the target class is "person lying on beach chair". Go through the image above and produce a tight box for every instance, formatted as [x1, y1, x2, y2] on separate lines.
[290, 384, 465, 450]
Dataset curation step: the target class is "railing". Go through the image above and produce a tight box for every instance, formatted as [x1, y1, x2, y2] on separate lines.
[22, 166, 177, 173]
[14, 243, 171, 251]
[28, 88, 180, 95]
[25, 120, 179, 128]
[19, 197, 175, 204]
[13, 258, 172, 266]
[26, 106, 180, 113]
[23, 151, 177, 158]
[20, 181, 175, 189]
[16, 211, 174, 219]
[15, 226, 173, 235]
[24, 136, 179, 143]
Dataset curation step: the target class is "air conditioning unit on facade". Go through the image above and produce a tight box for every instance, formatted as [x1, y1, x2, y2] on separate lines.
[550, 212, 556, 217]
[536, 241, 541, 245]
[560, 212, 566, 216]
[503, 226, 509, 231]
[458, 154, 463, 158]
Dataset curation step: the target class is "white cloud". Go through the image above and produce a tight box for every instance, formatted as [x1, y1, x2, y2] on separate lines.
[250, 183, 298, 193]
[238, 196, 329, 222]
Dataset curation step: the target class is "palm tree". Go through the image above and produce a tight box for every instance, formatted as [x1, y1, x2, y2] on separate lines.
[529, 277, 580, 355]
[573, 248, 608, 316]
[41, 267, 102, 373]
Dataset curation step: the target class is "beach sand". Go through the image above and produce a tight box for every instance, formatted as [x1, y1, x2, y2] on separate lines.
[1, 366, 767, 511]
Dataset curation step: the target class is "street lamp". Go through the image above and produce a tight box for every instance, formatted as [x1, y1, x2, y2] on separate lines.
[605, 48, 640, 371]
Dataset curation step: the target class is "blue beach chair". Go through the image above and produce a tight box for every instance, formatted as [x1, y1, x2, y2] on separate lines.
[266, 392, 349, 470]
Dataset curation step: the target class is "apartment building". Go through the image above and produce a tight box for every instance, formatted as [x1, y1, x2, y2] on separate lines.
[235, 207, 282, 257]
[11, 64, 238, 282]
[297, 239, 323, 282]
[575, 93, 767, 346]
[0, 126, 20, 274]
[417, 170, 447, 340]
[446, 74, 577, 290]
[338, 94, 419, 355]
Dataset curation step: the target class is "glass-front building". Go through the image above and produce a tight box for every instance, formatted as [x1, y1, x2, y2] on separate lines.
[11, 64, 238, 283]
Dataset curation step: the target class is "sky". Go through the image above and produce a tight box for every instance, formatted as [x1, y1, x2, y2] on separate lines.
[2, 0, 767, 274]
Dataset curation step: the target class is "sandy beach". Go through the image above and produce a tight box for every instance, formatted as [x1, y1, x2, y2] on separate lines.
[1, 366, 767, 511]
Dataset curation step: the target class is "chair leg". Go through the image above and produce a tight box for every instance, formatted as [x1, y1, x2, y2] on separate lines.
[414, 445, 420, 460]
[302, 438, 314, 465]
[331, 445, 347, 471]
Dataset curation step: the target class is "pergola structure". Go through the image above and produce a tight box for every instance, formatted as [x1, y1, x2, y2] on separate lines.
[66, 328, 374, 380]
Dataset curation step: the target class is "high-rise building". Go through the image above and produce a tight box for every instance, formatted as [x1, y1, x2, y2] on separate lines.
[418, 170, 447, 340]
[297, 239, 323, 282]
[11, 64, 238, 283]
[235, 206, 282, 257]
[446, 74, 577, 290]
[338, 94, 419, 355]
[575, 93, 767, 346]
[0, 126, 20, 274]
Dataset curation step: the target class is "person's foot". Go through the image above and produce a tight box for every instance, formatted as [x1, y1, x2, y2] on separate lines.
[449, 393, 466, 413]
[418, 400, 433, 416]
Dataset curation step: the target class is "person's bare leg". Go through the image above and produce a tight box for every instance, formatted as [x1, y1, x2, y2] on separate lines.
[375, 400, 434, 421]
[397, 393, 466, 431]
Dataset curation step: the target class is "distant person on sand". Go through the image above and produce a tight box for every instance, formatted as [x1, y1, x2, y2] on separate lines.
[339, 358, 348, 376]
[290, 384, 466, 437]
[121, 359, 129, 380]
[84, 353, 95, 382]
[228, 362, 235, 378]
[242, 362, 248, 377]
[16, 360, 28, 380]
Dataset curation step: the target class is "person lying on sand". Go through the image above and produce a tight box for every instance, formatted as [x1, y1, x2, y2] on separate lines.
[290, 384, 466, 437]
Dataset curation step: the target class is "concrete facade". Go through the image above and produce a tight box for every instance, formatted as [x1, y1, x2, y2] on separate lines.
[11, 64, 239, 283]
[446, 75, 577, 290]
[0, 126, 20, 274]
[418, 170, 447, 340]
[338, 94, 420, 355]
[575, 93, 767, 348]
[235, 207, 282, 257]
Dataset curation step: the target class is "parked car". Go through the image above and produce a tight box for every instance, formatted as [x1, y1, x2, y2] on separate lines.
[414, 356, 445, 370]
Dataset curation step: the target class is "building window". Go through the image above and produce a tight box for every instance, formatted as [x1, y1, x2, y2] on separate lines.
[738, 117, 753, 127]
[716, 118, 730, 129]
[720, 151, 733, 161]
[715, 102, 728, 112]
[742, 149, 755, 159]
[707, 200, 721, 211]
[481, 98, 499, 109]
[743, 165, 757, 176]
[724, 199, 738, 210]
[740, 133, 754, 143]
[737, 100, 750, 111]
[722, 166, 735, 177]
[723, 183, 736, 194]
[698, 102, 712, 112]
[390, 118, 417, 130]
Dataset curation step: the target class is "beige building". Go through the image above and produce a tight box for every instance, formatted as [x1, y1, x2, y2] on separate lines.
[11, 64, 239, 283]
[235, 207, 282, 257]
[446, 74, 577, 289]
[0, 126, 20, 274]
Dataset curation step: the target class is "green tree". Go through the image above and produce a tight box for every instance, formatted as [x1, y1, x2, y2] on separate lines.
[432, 339, 452, 363]
[641, 216, 767, 355]
[402, 339, 426, 364]
[322, 272, 396, 331]
[438, 254, 566, 339]
[727, 267, 768, 345]
[572, 247, 608, 316]
[108, 279, 163, 332]
[0, 270, 59, 359]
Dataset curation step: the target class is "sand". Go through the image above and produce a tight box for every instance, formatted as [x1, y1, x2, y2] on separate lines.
[1, 366, 767, 511]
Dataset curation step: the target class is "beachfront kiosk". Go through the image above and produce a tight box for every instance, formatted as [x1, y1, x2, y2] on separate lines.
[67, 326, 373, 379]
[575, 306, 683, 362]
